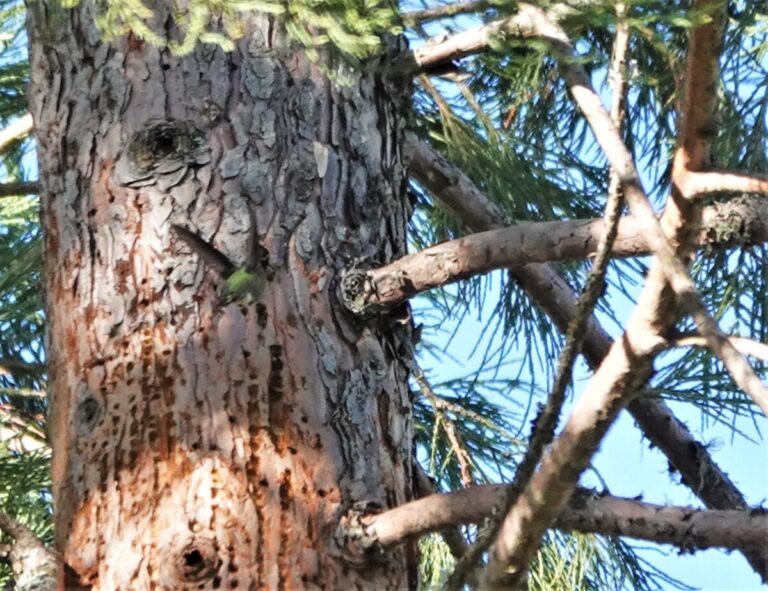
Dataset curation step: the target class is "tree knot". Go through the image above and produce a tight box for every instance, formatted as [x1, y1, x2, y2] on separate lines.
[116, 119, 210, 188]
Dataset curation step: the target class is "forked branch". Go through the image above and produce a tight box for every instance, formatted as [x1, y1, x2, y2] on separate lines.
[405, 136, 758, 533]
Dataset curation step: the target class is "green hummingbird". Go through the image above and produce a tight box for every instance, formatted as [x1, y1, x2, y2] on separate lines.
[172, 224, 267, 305]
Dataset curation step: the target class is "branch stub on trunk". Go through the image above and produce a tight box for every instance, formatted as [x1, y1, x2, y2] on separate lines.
[334, 501, 387, 567]
[339, 268, 411, 317]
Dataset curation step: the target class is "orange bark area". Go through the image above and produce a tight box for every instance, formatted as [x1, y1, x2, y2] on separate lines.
[54, 304, 354, 589]
[44, 182, 393, 588]
[67, 444, 337, 589]
[666, 0, 728, 244]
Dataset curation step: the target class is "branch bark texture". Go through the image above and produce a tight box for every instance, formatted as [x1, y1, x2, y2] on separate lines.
[0, 511, 57, 591]
[406, 136, 767, 580]
[358, 196, 768, 310]
[361, 485, 768, 553]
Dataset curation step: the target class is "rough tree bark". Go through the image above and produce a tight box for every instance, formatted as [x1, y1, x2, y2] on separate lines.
[27, 4, 415, 589]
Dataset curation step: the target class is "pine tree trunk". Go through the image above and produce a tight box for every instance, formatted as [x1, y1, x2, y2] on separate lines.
[27, 4, 415, 589]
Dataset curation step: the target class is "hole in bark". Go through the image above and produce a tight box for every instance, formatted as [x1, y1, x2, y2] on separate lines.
[185, 550, 203, 567]
[256, 303, 268, 327]
[75, 394, 102, 435]
[169, 536, 220, 585]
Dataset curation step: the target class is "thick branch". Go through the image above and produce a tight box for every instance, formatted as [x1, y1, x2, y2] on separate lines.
[356, 196, 768, 310]
[0, 113, 33, 153]
[0, 511, 57, 591]
[360, 485, 768, 552]
[405, 137, 766, 576]
[0, 181, 40, 198]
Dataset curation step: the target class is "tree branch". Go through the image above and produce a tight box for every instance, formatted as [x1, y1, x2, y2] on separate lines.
[354, 195, 768, 310]
[413, 363, 476, 487]
[448, 17, 632, 586]
[681, 170, 768, 199]
[405, 137, 767, 578]
[536, 0, 767, 410]
[484, 5, 767, 585]
[0, 511, 57, 591]
[358, 485, 768, 553]
[393, 13, 534, 75]
[406, 2, 765, 413]
[0, 181, 40, 199]
[413, 466, 481, 587]
[0, 113, 33, 154]
[671, 334, 768, 362]
[395, 1, 594, 75]
[0, 359, 47, 377]
[402, 1, 492, 25]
